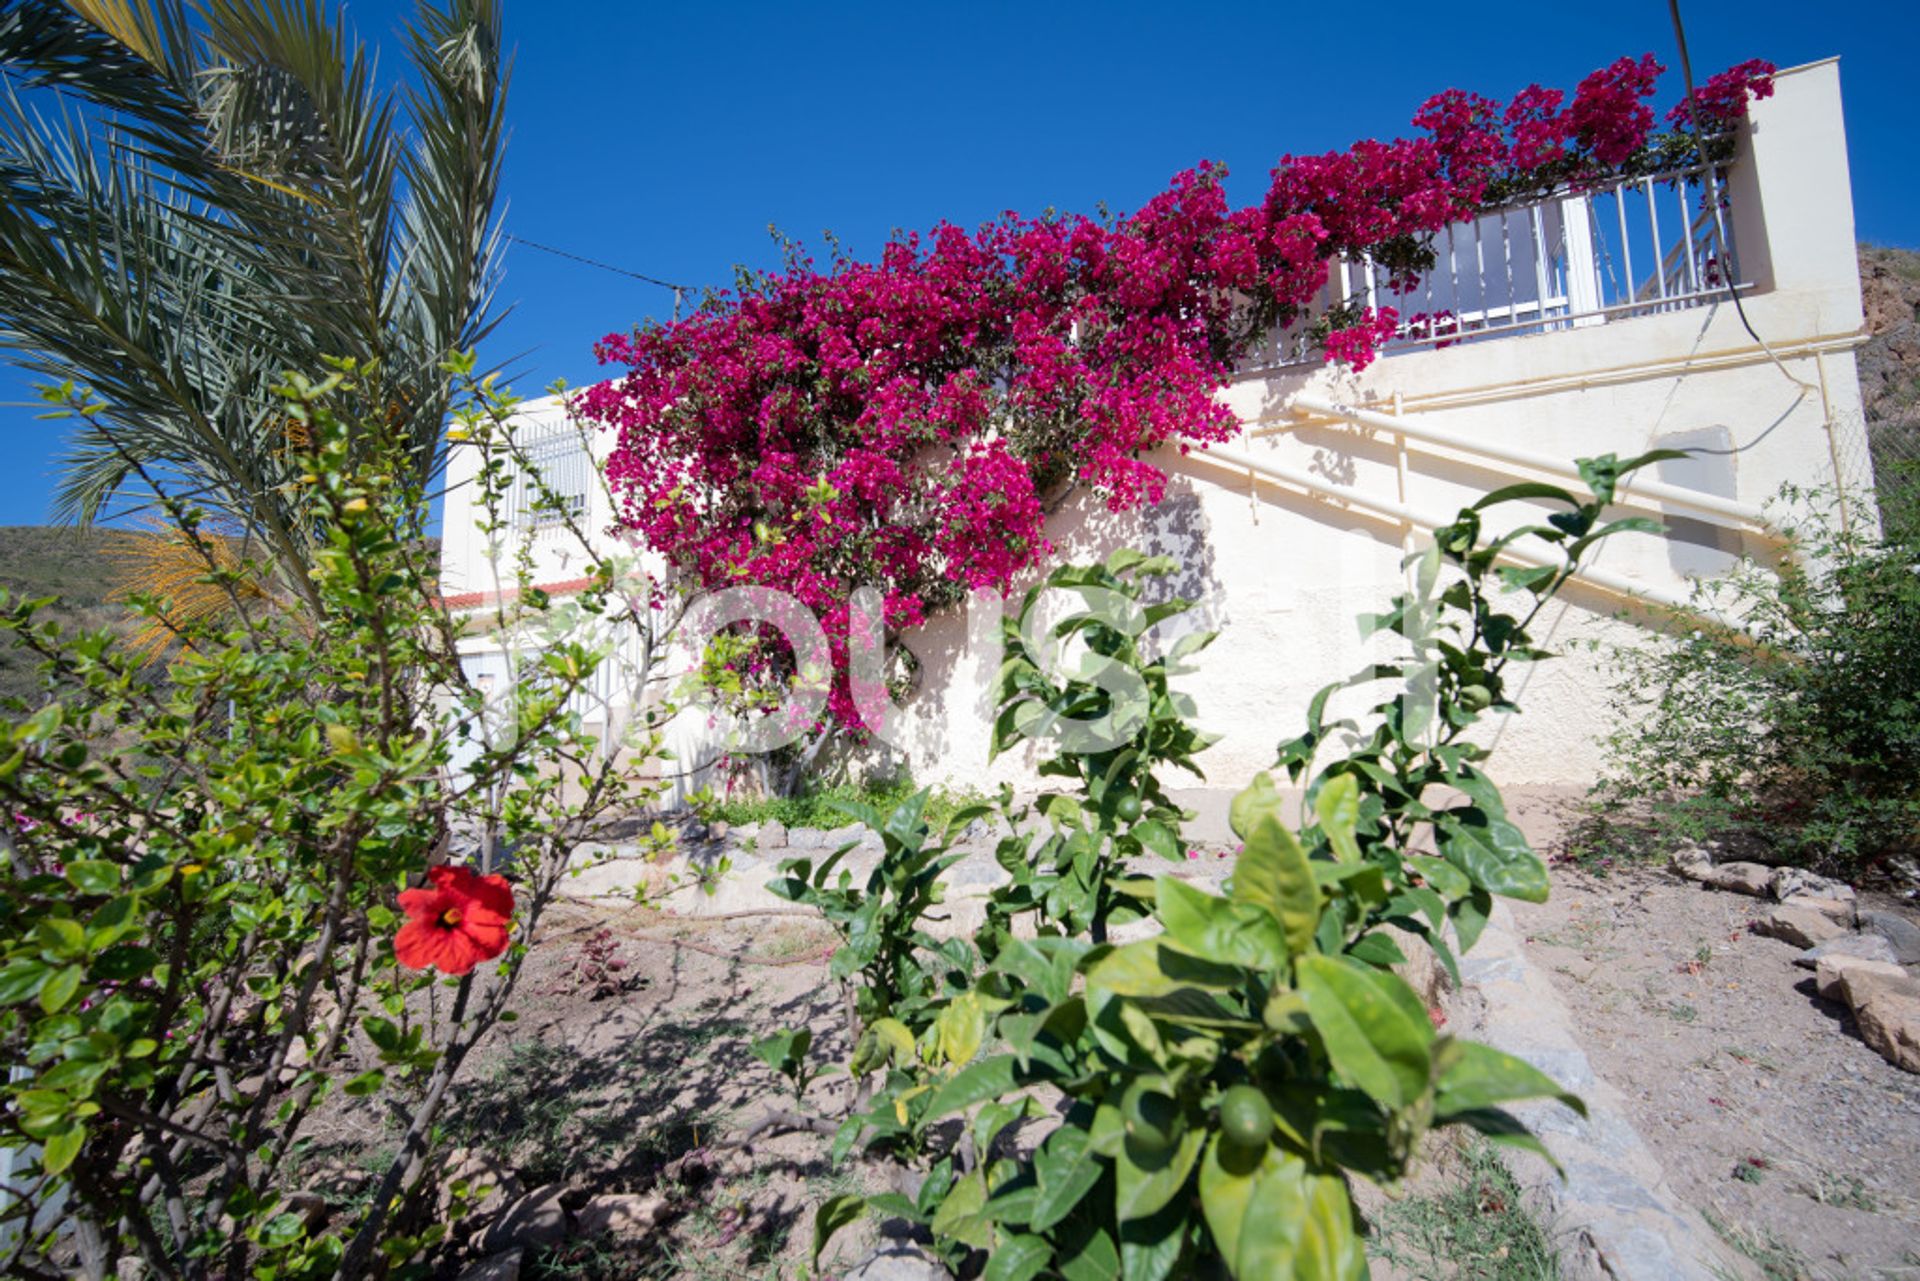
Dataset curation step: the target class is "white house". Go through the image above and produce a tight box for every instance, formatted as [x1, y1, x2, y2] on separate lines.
[438, 58, 1872, 802]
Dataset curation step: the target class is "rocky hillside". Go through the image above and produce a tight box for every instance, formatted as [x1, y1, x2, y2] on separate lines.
[1860, 245, 1920, 427]
[0, 525, 140, 706]
[1859, 245, 1920, 532]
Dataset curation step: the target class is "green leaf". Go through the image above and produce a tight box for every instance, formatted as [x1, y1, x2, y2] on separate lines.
[812, 1193, 865, 1265]
[1345, 931, 1407, 968]
[750, 1027, 811, 1078]
[1438, 811, 1549, 903]
[63, 860, 121, 895]
[930, 1167, 994, 1249]
[1313, 775, 1361, 862]
[1408, 855, 1470, 899]
[1229, 772, 1288, 841]
[1233, 816, 1318, 959]
[927, 1054, 1021, 1120]
[1156, 877, 1286, 969]
[0, 958, 49, 1004]
[1205, 1141, 1304, 1278]
[983, 1233, 1051, 1281]
[38, 965, 81, 1014]
[41, 1122, 83, 1176]
[1433, 1038, 1586, 1119]
[343, 1070, 385, 1096]
[1296, 955, 1432, 1110]
[1116, 1124, 1204, 1222]
[91, 945, 158, 982]
[1133, 818, 1179, 860]
[1472, 481, 1579, 511]
[1032, 1125, 1105, 1233]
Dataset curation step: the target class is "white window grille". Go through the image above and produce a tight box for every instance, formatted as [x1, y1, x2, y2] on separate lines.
[510, 419, 591, 532]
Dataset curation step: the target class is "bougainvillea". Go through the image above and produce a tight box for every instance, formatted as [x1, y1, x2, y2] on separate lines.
[582, 53, 1773, 746]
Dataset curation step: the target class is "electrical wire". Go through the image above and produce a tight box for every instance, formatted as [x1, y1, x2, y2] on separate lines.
[506, 235, 695, 320]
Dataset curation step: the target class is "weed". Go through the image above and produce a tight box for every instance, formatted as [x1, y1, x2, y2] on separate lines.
[1806, 1169, 1878, 1212]
[1703, 1207, 1815, 1281]
[1732, 1156, 1768, 1184]
[1371, 1137, 1559, 1281]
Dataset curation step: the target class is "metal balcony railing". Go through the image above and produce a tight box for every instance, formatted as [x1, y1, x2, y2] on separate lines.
[1261, 161, 1747, 366]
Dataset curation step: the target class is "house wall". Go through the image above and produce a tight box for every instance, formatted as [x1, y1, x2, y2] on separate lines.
[883, 58, 1868, 794]
[437, 59, 1869, 801]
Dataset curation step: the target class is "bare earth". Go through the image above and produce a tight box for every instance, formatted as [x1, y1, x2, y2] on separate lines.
[298, 816, 1920, 1280]
[1511, 865, 1920, 1280]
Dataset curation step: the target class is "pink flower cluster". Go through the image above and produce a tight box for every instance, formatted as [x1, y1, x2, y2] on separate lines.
[1667, 59, 1778, 133]
[584, 54, 1773, 735]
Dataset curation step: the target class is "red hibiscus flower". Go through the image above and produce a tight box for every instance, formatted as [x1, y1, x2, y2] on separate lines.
[394, 865, 514, 975]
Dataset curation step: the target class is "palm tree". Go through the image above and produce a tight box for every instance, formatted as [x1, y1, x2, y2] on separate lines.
[0, 0, 507, 605]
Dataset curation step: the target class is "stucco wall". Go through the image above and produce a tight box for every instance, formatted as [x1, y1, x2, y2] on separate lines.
[438, 60, 1869, 801]
[881, 58, 1868, 794]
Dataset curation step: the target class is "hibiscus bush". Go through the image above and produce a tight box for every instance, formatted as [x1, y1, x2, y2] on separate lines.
[0, 362, 672, 1280]
[748, 454, 1674, 1278]
[582, 53, 1774, 769]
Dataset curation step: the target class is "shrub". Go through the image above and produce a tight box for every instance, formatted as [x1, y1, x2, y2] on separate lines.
[756, 455, 1666, 1279]
[1588, 485, 1920, 877]
[0, 364, 670, 1280]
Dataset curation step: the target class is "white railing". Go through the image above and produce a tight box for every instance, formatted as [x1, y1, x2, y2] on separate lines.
[1260, 161, 1746, 365]
[509, 418, 592, 532]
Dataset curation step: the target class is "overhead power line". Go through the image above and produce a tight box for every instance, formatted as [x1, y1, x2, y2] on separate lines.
[506, 235, 695, 318]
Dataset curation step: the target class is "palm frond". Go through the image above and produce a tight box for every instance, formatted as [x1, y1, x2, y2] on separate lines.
[0, 0, 508, 590]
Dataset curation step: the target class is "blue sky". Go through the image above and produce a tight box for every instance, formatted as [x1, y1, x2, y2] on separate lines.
[0, 0, 1909, 524]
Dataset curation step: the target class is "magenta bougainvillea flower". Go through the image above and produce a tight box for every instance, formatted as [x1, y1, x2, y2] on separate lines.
[583, 54, 1773, 739]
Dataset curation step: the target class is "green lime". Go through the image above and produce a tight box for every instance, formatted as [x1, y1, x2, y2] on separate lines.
[1218, 1084, 1274, 1149]
[1459, 683, 1493, 711]
[1115, 793, 1143, 822]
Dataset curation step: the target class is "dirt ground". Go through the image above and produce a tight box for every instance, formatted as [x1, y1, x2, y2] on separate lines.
[1511, 861, 1920, 1280]
[295, 814, 1920, 1280]
[299, 902, 891, 1280]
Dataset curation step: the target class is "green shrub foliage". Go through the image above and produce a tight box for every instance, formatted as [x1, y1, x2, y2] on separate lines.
[1591, 485, 1920, 875]
[779, 455, 1670, 1279]
[0, 364, 669, 1280]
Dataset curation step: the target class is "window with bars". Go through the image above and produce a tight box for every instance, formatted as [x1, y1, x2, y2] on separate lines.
[510, 421, 591, 531]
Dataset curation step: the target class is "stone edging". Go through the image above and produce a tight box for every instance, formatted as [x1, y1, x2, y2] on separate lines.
[1457, 902, 1754, 1281]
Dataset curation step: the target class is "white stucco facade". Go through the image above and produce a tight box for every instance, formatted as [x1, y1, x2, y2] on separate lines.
[438, 58, 1870, 800]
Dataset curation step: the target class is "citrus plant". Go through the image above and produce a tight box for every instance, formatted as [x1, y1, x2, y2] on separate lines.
[796, 452, 1674, 1279]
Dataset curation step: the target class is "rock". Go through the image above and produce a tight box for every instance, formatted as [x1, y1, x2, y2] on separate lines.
[478, 1184, 568, 1254]
[1770, 867, 1856, 903]
[440, 1149, 524, 1220]
[1697, 861, 1774, 896]
[842, 1243, 950, 1280]
[760, 820, 788, 849]
[824, 823, 866, 848]
[1841, 966, 1920, 1073]
[116, 1258, 147, 1281]
[1859, 910, 1920, 965]
[789, 826, 828, 849]
[1795, 931, 1901, 970]
[300, 1155, 367, 1197]
[1814, 954, 1907, 1002]
[576, 1191, 666, 1237]
[1778, 894, 1857, 926]
[710, 820, 730, 839]
[1669, 845, 1712, 880]
[1752, 905, 1850, 949]
[456, 1248, 524, 1281]
[282, 1190, 328, 1232]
